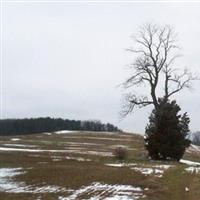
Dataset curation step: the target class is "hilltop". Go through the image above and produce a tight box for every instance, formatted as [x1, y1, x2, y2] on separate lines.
[0, 131, 200, 200]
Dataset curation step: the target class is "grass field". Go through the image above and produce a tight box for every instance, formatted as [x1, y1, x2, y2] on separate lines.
[1, 131, 200, 200]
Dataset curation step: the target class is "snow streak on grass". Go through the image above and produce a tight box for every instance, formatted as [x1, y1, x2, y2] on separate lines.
[105, 163, 137, 168]
[0, 147, 113, 157]
[0, 168, 144, 199]
[0, 168, 25, 192]
[0, 168, 71, 194]
[58, 182, 144, 200]
[181, 157, 200, 173]
[2, 144, 37, 148]
[65, 156, 91, 162]
[105, 163, 172, 178]
[185, 166, 200, 173]
[131, 167, 163, 177]
[54, 130, 78, 134]
[10, 138, 20, 141]
[180, 159, 200, 166]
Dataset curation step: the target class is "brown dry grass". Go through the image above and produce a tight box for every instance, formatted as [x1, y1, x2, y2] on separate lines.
[0, 131, 200, 200]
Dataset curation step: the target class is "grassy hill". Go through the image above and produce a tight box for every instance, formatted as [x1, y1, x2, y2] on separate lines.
[0, 131, 200, 200]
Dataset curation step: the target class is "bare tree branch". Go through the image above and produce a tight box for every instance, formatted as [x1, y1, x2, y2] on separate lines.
[120, 94, 153, 117]
[166, 69, 199, 98]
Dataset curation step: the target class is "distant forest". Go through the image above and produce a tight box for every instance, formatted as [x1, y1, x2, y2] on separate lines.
[0, 117, 121, 136]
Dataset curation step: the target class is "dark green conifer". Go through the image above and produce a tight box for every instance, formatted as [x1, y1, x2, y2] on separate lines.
[145, 99, 190, 161]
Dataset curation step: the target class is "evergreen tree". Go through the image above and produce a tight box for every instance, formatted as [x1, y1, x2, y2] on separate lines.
[144, 99, 190, 161]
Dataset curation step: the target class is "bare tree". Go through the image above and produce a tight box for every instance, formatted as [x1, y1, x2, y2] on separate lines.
[191, 131, 200, 146]
[121, 23, 198, 116]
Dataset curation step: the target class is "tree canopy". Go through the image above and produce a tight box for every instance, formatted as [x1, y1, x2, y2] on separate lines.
[121, 23, 197, 116]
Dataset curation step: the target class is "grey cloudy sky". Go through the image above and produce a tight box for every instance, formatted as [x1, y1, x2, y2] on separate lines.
[2, 2, 200, 133]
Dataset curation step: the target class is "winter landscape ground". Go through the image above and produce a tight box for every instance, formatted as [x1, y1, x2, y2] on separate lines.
[0, 131, 200, 200]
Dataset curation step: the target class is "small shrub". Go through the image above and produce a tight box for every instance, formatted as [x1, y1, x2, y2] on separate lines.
[113, 147, 127, 160]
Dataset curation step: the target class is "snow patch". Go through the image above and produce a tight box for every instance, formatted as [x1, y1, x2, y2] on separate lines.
[185, 166, 200, 173]
[0, 147, 112, 157]
[29, 185, 70, 193]
[0, 147, 71, 153]
[105, 163, 137, 168]
[0, 168, 71, 193]
[180, 159, 200, 166]
[65, 156, 91, 162]
[153, 165, 172, 170]
[43, 132, 52, 135]
[131, 164, 172, 178]
[63, 136, 130, 141]
[0, 168, 25, 192]
[105, 164, 127, 168]
[63, 142, 101, 146]
[131, 167, 155, 175]
[10, 138, 20, 141]
[2, 144, 36, 148]
[0, 168, 24, 179]
[103, 195, 136, 200]
[58, 182, 143, 200]
[79, 150, 113, 157]
[106, 163, 172, 177]
[185, 187, 189, 192]
[110, 145, 129, 148]
[55, 130, 77, 134]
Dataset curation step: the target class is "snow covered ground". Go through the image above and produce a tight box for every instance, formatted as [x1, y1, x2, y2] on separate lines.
[0, 168, 145, 199]
[2, 132, 200, 199]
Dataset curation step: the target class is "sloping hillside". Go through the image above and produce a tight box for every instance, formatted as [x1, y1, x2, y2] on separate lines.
[0, 131, 200, 200]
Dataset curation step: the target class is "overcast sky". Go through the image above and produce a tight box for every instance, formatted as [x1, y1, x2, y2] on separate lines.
[1, 2, 200, 134]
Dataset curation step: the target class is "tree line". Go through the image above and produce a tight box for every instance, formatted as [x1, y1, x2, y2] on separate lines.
[0, 117, 120, 136]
